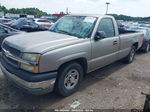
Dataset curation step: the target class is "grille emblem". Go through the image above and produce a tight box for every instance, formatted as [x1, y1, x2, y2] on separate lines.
[3, 49, 12, 57]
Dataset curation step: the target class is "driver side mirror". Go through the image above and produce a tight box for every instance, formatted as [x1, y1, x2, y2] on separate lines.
[95, 31, 107, 41]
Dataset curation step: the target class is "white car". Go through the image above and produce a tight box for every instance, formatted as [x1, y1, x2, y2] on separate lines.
[34, 18, 53, 28]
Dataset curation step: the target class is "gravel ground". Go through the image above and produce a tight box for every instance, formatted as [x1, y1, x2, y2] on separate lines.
[0, 52, 150, 111]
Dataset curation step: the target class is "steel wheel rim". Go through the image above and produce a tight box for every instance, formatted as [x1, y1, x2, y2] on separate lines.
[130, 49, 135, 61]
[146, 44, 150, 52]
[64, 69, 79, 90]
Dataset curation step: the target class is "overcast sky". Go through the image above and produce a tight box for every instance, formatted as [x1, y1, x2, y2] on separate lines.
[0, 0, 150, 17]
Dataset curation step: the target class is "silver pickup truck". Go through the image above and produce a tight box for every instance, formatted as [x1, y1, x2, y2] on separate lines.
[0, 15, 144, 96]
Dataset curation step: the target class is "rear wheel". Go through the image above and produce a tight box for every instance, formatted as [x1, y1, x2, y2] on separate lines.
[55, 62, 84, 96]
[143, 43, 150, 53]
[124, 46, 136, 64]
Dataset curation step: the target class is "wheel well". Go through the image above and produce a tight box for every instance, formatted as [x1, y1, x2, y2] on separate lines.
[58, 58, 88, 74]
[133, 42, 138, 50]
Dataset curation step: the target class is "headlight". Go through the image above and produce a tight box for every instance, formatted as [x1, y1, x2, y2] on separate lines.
[21, 53, 41, 73]
[20, 64, 39, 73]
[22, 53, 40, 62]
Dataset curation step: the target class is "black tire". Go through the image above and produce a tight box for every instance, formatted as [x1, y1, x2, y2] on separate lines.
[123, 46, 136, 64]
[143, 43, 150, 53]
[55, 62, 84, 96]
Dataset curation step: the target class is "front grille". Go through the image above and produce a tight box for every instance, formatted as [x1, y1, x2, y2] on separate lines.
[2, 42, 21, 68]
[2, 54, 19, 68]
[2, 42, 21, 57]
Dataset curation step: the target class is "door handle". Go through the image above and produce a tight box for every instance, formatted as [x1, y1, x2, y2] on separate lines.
[113, 41, 118, 45]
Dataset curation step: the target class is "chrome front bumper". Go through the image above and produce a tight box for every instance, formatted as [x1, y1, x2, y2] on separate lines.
[0, 63, 56, 95]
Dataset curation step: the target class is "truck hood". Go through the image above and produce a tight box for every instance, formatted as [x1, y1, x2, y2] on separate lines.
[4, 31, 86, 53]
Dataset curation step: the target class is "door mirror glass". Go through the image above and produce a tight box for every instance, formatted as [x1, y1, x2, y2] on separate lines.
[95, 31, 107, 40]
[28, 22, 39, 28]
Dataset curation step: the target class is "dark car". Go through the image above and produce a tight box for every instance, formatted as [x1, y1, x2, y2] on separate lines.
[0, 24, 23, 50]
[10, 18, 49, 32]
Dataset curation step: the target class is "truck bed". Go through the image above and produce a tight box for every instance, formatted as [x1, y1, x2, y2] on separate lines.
[118, 27, 139, 34]
[119, 31, 144, 50]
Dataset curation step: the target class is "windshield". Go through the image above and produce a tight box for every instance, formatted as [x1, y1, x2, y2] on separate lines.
[49, 16, 97, 38]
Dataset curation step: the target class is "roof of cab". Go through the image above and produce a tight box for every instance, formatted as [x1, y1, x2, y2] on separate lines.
[65, 14, 112, 18]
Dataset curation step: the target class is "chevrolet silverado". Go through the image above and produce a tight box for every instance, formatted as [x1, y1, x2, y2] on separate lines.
[0, 15, 144, 96]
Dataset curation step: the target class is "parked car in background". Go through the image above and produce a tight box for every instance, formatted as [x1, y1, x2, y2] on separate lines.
[20, 22, 49, 32]
[126, 27, 150, 53]
[0, 15, 144, 96]
[42, 16, 58, 23]
[10, 18, 48, 32]
[0, 18, 12, 24]
[3, 20, 16, 27]
[140, 28, 150, 52]
[47, 18, 57, 23]
[0, 24, 23, 50]
[10, 18, 33, 30]
[34, 18, 54, 28]
[139, 24, 150, 28]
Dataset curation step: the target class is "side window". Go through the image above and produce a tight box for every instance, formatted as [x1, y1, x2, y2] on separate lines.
[28, 22, 38, 27]
[38, 20, 49, 23]
[97, 18, 115, 37]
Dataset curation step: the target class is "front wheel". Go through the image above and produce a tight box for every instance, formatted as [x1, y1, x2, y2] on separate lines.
[123, 46, 136, 64]
[55, 62, 84, 96]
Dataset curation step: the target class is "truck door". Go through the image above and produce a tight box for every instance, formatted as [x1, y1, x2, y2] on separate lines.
[91, 18, 119, 70]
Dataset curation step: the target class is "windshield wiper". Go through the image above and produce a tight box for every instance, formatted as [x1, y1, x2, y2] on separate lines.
[49, 29, 72, 36]
[49, 29, 82, 38]
[57, 30, 74, 36]
[58, 30, 82, 38]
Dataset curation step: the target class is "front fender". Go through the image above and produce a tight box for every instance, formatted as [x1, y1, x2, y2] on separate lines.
[39, 41, 91, 73]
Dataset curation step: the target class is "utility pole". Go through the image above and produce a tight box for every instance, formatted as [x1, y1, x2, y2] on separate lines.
[105, 2, 110, 14]
[66, 8, 69, 14]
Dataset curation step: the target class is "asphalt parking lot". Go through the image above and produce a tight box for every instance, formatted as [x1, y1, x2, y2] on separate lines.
[0, 52, 150, 111]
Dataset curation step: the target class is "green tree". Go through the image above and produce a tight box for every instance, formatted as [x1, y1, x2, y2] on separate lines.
[0, 5, 8, 13]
